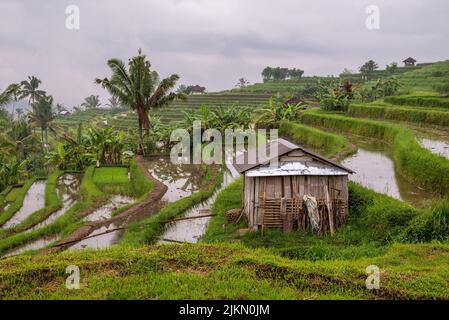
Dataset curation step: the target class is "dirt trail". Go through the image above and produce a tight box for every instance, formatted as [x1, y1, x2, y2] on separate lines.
[45, 156, 168, 253]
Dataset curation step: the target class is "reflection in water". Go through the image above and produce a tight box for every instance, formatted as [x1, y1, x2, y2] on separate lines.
[70, 157, 231, 249]
[67, 195, 135, 250]
[69, 224, 121, 250]
[84, 195, 135, 222]
[145, 157, 203, 203]
[342, 138, 431, 208]
[3, 235, 59, 258]
[2, 181, 46, 228]
[343, 149, 401, 198]
[420, 138, 449, 159]
[159, 165, 239, 244]
[31, 174, 82, 230]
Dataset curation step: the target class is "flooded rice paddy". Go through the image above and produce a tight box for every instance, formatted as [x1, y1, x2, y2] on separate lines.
[341, 137, 432, 207]
[3, 235, 59, 258]
[158, 168, 238, 244]
[69, 157, 203, 249]
[31, 174, 82, 230]
[2, 180, 46, 228]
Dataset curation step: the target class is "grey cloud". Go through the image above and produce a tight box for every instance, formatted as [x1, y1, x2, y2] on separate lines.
[0, 0, 448, 106]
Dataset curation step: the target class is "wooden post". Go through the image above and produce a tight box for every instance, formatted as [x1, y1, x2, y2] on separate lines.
[325, 185, 335, 236]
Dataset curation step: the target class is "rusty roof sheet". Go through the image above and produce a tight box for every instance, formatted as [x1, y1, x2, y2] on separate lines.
[232, 138, 354, 175]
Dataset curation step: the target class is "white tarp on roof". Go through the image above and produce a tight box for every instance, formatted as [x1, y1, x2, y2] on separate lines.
[246, 161, 349, 177]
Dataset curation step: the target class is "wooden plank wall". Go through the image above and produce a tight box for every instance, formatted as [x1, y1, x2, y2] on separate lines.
[245, 174, 349, 230]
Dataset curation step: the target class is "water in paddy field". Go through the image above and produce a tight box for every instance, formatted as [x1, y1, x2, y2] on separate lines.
[3, 235, 59, 258]
[68, 195, 135, 250]
[145, 156, 203, 203]
[342, 137, 432, 208]
[419, 138, 449, 159]
[30, 174, 83, 230]
[158, 165, 239, 244]
[68, 156, 204, 250]
[2, 180, 46, 228]
[83, 195, 135, 222]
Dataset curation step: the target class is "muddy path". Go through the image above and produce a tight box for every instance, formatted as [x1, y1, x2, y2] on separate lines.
[46, 156, 168, 253]
[66, 156, 210, 249]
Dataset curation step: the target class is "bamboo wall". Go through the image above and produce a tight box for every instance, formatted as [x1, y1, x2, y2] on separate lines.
[243, 174, 348, 232]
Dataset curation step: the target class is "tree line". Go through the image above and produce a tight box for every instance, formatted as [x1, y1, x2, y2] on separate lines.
[261, 67, 304, 81]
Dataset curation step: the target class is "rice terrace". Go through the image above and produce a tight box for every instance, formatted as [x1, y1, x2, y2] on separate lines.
[0, 0, 449, 309]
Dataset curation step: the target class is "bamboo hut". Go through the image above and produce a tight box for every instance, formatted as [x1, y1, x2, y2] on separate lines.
[233, 139, 354, 236]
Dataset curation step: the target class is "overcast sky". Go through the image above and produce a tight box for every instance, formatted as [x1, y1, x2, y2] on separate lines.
[1, 0, 448, 106]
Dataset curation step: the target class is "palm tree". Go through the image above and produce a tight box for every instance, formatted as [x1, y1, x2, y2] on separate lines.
[19, 76, 46, 106]
[105, 96, 120, 109]
[28, 95, 55, 148]
[96, 49, 185, 154]
[81, 95, 101, 109]
[0, 84, 21, 110]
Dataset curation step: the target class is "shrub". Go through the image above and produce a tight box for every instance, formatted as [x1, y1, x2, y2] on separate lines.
[401, 200, 449, 243]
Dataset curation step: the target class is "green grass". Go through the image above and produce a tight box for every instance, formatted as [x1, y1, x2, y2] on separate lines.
[0, 242, 448, 299]
[204, 178, 423, 261]
[92, 167, 131, 195]
[348, 103, 449, 127]
[0, 179, 36, 228]
[0, 167, 105, 256]
[279, 120, 356, 159]
[0, 171, 64, 238]
[384, 95, 449, 109]
[121, 166, 223, 246]
[300, 109, 449, 197]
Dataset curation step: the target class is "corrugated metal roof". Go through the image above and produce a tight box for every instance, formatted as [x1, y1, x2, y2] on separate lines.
[232, 138, 354, 175]
[246, 161, 349, 177]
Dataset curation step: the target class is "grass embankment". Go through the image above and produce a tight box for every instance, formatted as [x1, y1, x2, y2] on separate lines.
[0, 179, 36, 228]
[0, 167, 105, 256]
[300, 109, 449, 197]
[279, 120, 356, 160]
[384, 96, 449, 109]
[121, 165, 223, 246]
[92, 167, 131, 195]
[2, 171, 64, 236]
[0, 242, 448, 299]
[348, 103, 449, 127]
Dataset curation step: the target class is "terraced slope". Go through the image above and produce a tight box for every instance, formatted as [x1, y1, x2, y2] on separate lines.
[54, 93, 272, 130]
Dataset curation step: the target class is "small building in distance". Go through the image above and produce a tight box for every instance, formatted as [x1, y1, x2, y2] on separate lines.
[403, 57, 417, 67]
[190, 85, 206, 95]
[233, 139, 354, 236]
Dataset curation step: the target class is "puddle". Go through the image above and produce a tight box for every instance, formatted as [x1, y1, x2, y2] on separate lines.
[159, 165, 239, 244]
[145, 157, 203, 203]
[30, 174, 83, 230]
[84, 195, 135, 222]
[419, 138, 449, 159]
[69, 224, 122, 250]
[342, 138, 432, 207]
[3, 235, 59, 258]
[2, 180, 46, 228]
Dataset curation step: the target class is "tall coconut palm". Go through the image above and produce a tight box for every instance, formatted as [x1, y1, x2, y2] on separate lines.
[105, 96, 120, 109]
[19, 76, 46, 106]
[81, 95, 101, 109]
[28, 95, 55, 148]
[95, 49, 185, 154]
[0, 83, 21, 109]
